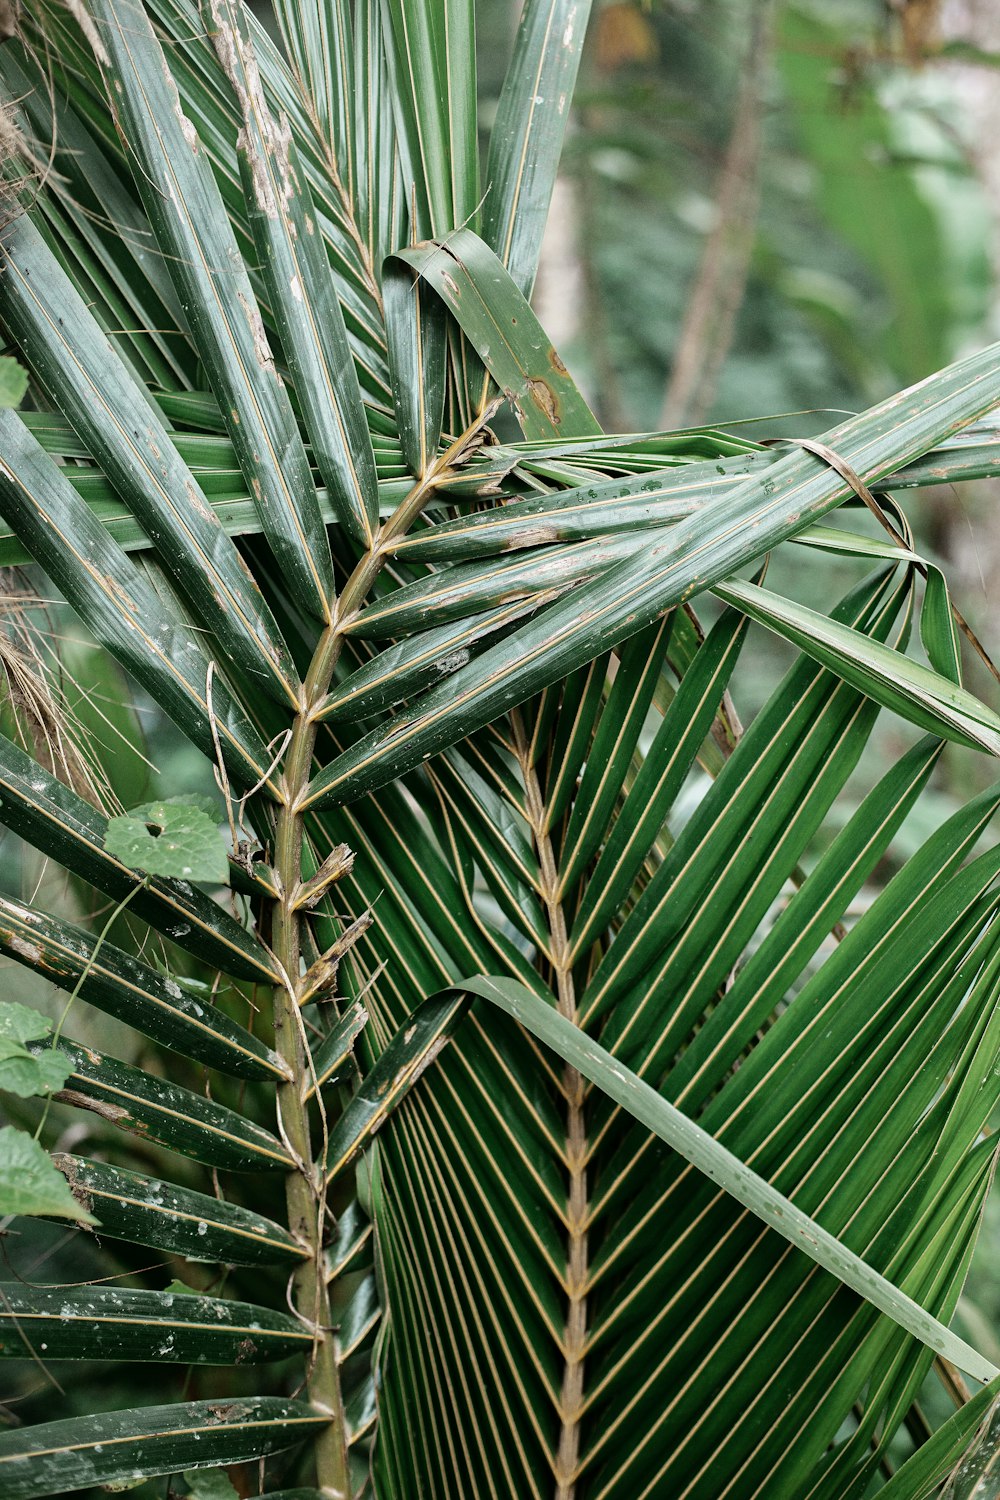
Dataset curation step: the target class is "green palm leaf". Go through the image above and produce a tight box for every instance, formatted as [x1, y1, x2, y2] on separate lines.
[0, 727, 278, 981]
[0, 1399, 326, 1500]
[483, 0, 593, 297]
[88, 0, 337, 620]
[0, 214, 300, 706]
[0, 411, 275, 792]
[378, 0, 478, 241]
[389, 229, 600, 437]
[213, 0, 380, 547]
[39, 1038, 294, 1170]
[0, 1284, 311, 1364]
[3, 0, 1000, 1495]
[49, 1154, 307, 1264]
[0, 893, 286, 1078]
[457, 974, 998, 1382]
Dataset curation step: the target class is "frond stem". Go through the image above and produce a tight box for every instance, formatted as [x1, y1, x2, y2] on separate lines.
[512, 708, 588, 1500]
[269, 411, 498, 1494]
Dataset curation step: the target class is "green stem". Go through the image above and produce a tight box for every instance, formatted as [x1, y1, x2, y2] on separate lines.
[511, 710, 588, 1500]
[270, 410, 494, 1497]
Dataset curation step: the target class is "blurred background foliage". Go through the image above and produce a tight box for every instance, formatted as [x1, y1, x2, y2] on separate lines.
[5, 0, 1000, 1490]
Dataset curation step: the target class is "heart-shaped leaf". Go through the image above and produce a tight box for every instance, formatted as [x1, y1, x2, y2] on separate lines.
[0, 1126, 95, 1221]
[105, 800, 230, 885]
[0, 1003, 72, 1097]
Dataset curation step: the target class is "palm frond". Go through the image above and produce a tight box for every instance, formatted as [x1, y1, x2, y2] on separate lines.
[1, 2, 1000, 1496]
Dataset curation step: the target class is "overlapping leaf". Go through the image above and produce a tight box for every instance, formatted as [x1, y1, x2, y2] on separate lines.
[2, 2, 1000, 1497]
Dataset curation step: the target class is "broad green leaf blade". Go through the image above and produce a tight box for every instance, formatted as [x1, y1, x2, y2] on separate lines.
[0, 1048, 70, 1100]
[461, 976, 998, 1382]
[42, 1039, 293, 1172]
[317, 599, 539, 722]
[389, 229, 599, 437]
[210, 0, 379, 546]
[0, 1398, 326, 1500]
[921, 563, 963, 685]
[0, 1128, 93, 1223]
[0, 730, 278, 984]
[395, 424, 1000, 566]
[49, 1155, 308, 1266]
[344, 1369, 377, 1449]
[382, 256, 447, 478]
[389, 448, 763, 562]
[792, 520, 924, 564]
[0, 1002, 56, 1053]
[0, 894, 287, 1081]
[344, 534, 639, 640]
[105, 801, 230, 886]
[0, 1284, 311, 1364]
[0, 412, 992, 569]
[896, 420, 1000, 488]
[324, 992, 467, 1183]
[336, 1272, 379, 1361]
[0, 214, 301, 707]
[353, 0, 404, 268]
[325, 1200, 372, 1280]
[305, 999, 367, 1099]
[0, 412, 275, 795]
[88, 0, 336, 621]
[378, 0, 479, 240]
[305, 336, 1000, 808]
[715, 578, 1000, 754]
[483, 0, 593, 297]
[0, 355, 27, 409]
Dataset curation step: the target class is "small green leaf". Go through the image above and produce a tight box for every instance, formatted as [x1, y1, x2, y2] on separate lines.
[0, 356, 27, 410]
[156, 793, 224, 821]
[104, 801, 229, 885]
[164, 1278, 198, 1297]
[0, 1127, 95, 1222]
[0, 1049, 72, 1100]
[0, 1004, 71, 1098]
[183, 1468, 240, 1500]
[0, 1001, 52, 1056]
